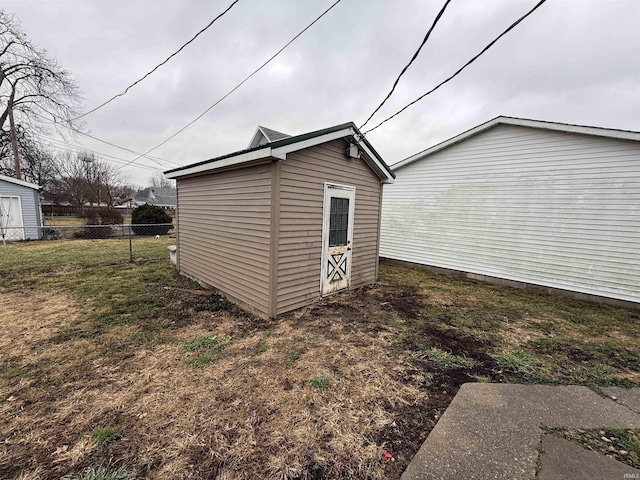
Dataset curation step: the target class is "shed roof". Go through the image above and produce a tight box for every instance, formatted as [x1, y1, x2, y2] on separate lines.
[394, 116, 640, 170]
[0, 174, 41, 190]
[248, 126, 291, 148]
[165, 122, 395, 183]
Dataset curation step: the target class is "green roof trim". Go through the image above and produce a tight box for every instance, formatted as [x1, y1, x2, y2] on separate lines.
[164, 122, 395, 179]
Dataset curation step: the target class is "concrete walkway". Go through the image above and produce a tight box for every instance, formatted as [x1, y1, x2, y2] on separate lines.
[401, 384, 640, 480]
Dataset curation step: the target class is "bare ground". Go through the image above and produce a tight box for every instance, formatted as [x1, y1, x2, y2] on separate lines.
[0, 283, 437, 479]
[1, 254, 639, 479]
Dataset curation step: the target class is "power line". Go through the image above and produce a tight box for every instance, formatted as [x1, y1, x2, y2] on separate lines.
[116, 0, 344, 171]
[73, 130, 179, 166]
[30, 111, 180, 167]
[38, 137, 162, 172]
[363, 0, 548, 135]
[360, 0, 452, 130]
[35, 134, 163, 172]
[75, 0, 242, 120]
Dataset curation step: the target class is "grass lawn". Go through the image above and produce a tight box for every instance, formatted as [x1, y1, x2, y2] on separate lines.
[44, 216, 133, 226]
[1, 241, 639, 479]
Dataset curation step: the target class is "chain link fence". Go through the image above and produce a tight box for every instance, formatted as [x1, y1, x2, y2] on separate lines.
[0, 223, 175, 262]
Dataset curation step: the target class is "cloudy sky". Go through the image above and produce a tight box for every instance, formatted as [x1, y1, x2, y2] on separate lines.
[5, 0, 640, 185]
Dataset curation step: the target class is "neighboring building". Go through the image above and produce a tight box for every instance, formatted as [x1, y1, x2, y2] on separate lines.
[165, 122, 395, 318]
[0, 174, 43, 241]
[380, 116, 640, 307]
[133, 187, 177, 209]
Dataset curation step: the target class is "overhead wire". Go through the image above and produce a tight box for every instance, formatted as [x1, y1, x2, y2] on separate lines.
[359, 0, 452, 130]
[363, 0, 549, 135]
[116, 0, 344, 171]
[34, 133, 163, 172]
[30, 111, 180, 167]
[75, 0, 242, 120]
[72, 130, 179, 166]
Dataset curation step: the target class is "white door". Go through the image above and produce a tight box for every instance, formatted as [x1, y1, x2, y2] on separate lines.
[321, 183, 355, 296]
[0, 196, 25, 241]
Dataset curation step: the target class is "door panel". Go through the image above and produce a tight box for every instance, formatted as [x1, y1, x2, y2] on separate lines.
[0, 196, 24, 241]
[321, 184, 355, 296]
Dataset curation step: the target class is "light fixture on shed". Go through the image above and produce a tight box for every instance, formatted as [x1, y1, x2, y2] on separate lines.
[346, 143, 361, 159]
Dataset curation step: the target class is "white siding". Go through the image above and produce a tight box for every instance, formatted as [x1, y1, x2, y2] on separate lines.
[380, 124, 640, 303]
[0, 180, 41, 240]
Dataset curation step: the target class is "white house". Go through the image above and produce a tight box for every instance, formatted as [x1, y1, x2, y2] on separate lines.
[380, 116, 640, 307]
[0, 174, 43, 241]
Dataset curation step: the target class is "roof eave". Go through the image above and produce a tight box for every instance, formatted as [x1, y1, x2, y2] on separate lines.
[165, 147, 272, 179]
[393, 115, 640, 171]
[165, 123, 395, 183]
[0, 174, 42, 190]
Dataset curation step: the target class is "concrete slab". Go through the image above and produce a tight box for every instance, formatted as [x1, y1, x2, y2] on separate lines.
[401, 383, 640, 480]
[538, 434, 640, 480]
[602, 387, 640, 415]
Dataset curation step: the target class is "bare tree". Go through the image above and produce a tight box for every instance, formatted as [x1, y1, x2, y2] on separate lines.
[148, 171, 175, 188]
[51, 152, 91, 207]
[109, 183, 136, 204]
[53, 152, 125, 207]
[0, 10, 82, 177]
[0, 128, 59, 189]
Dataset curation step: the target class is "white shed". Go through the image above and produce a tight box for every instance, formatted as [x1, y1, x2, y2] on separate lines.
[0, 174, 42, 241]
[380, 116, 640, 307]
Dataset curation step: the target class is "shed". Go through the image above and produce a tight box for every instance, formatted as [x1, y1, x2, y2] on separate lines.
[380, 116, 640, 307]
[165, 122, 395, 318]
[0, 174, 42, 241]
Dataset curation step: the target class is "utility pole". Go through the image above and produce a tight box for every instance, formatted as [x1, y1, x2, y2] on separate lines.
[8, 93, 21, 180]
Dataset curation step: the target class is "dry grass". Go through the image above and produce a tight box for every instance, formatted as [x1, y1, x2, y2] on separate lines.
[44, 216, 133, 226]
[1, 243, 639, 479]
[0, 287, 425, 479]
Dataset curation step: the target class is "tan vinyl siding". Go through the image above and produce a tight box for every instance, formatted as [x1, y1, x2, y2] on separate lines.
[381, 124, 640, 304]
[177, 163, 272, 314]
[276, 139, 382, 315]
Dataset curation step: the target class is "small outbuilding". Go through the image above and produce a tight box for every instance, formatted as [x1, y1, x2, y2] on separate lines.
[165, 122, 395, 318]
[0, 174, 42, 241]
[380, 116, 640, 307]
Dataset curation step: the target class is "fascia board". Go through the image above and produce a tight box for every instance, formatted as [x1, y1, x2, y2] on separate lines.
[270, 129, 353, 157]
[165, 147, 272, 179]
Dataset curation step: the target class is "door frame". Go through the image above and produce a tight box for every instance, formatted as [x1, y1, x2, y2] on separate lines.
[0, 195, 25, 241]
[320, 182, 356, 296]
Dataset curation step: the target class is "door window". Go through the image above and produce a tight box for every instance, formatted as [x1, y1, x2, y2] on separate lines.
[329, 197, 349, 246]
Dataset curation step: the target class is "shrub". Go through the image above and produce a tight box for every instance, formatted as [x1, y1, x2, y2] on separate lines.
[99, 208, 124, 225]
[131, 204, 173, 236]
[82, 209, 100, 225]
[72, 226, 113, 239]
[77, 208, 122, 239]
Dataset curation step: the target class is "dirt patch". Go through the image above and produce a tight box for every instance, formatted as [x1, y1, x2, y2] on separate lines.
[373, 284, 424, 320]
[0, 290, 79, 357]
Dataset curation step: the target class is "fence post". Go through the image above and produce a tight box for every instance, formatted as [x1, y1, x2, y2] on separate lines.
[128, 224, 133, 263]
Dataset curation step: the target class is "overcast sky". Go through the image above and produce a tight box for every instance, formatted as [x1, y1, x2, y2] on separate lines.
[5, 0, 640, 186]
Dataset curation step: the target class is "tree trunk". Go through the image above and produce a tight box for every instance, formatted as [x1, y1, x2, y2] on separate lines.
[7, 91, 21, 180]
